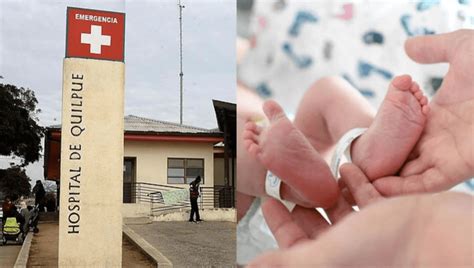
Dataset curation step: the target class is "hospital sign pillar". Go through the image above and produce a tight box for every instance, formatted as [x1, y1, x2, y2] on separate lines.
[58, 7, 125, 266]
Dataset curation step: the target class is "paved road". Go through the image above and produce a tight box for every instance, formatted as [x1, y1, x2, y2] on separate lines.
[129, 221, 236, 267]
[0, 216, 22, 267]
[0, 242, 21, 267]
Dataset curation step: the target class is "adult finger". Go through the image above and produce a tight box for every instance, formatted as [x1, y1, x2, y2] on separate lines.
[399, 156, 429, 177]
[404, 30, 467, 64]
[248, 246, 316, 268]
[373, 167, 448, 196]
[248, 241, 325, 267]
[248, 239, 325, 267]
[340, 163, 383, 208]
[236, 191, 254, 221]
[325, 195, 354, 224]
[247, 250, 290, 267]
[290, 205, 330, 239]
[261, 198, 309, 248]
[279, 182, 326, 208]
[341, 187, 356, 206]
[338, 179, 356, 205]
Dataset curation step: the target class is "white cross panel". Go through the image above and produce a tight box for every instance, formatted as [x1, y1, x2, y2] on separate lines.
[80, 25, 111, 54]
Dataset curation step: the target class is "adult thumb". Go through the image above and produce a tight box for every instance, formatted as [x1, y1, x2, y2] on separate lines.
[404, 30, 467, 64]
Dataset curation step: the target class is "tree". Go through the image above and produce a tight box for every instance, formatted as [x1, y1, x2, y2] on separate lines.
[0, 166, 31, 199]
[0, 84, 44, 166]
[43, 180, 57, 193]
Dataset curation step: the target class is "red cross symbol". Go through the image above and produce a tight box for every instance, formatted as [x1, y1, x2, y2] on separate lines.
[66, 7, 125, 62]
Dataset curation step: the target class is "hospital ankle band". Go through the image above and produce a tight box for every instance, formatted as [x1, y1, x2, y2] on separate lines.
[330, 128, 368, 178]
[265, 171, 296, 211]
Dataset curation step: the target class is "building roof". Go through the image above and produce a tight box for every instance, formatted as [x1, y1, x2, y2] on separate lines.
[123, 115, 220, 134]
[48, 115, 221, 136]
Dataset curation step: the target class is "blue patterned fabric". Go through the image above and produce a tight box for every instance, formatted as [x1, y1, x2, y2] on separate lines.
[239, 0, 473, 111]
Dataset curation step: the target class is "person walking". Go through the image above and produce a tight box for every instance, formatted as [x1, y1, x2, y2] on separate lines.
[32, 180, 45, 212]
[19, 201, 30, 234]
[189, 176, 202, 222]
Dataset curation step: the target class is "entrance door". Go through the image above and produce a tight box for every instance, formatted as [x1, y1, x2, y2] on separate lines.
[123, 157, 136, 203]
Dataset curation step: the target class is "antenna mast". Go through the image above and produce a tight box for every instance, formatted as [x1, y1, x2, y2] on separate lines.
[178, 0, 184, 125]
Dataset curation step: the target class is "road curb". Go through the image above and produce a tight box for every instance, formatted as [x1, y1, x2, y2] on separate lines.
[123, 225, 172, 268]
[14, 232, 33, 268]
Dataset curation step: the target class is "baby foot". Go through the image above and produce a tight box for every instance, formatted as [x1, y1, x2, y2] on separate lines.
[243, 100, 338, 208]
[351, 75, 429, 180]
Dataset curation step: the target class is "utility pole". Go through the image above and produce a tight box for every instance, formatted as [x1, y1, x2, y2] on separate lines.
[178, 0, 184, 125]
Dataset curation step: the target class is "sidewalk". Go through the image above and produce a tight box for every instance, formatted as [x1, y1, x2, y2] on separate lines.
[128, 221, 236, 267]
[28, 222, 58, 267]
[27, 222, 156, 267]
[0, 244, 21, 267]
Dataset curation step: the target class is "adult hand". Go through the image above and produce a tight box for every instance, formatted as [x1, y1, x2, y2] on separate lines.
[251, 164, 473, 267]
[259, 164, 382, 249]
[374, 30, 474, 195]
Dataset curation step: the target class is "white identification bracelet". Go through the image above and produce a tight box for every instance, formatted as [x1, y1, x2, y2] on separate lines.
[330, 128, 367, 178]
[265, 171, 296, 211]
[264, 128, 367, 212]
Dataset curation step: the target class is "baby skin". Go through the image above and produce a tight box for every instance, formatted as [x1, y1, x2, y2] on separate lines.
[243, 75, 429, 207]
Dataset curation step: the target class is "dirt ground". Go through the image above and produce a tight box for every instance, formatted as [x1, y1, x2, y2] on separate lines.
[27, 222, 155, 267]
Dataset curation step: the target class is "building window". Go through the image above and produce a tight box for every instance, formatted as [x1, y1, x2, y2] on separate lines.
[167, 158, 204, 184]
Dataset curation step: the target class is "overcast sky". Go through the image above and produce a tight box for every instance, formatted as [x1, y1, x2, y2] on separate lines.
[0, 0, 236, 184]
[0, 0, 236, 129]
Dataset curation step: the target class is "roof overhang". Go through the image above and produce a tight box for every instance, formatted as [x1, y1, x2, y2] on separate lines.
[43, 128, 224, 182]
[47, 129, 223, 143]
[124, 133, 223, 143]
[213, 100, 236, 132]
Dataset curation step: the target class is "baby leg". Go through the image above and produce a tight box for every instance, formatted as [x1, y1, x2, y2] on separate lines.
[351, 75, 428, 179]
[293, 76, 376, 161]
[295, 75, 428, 180]
[243, 101, 339, 208]
[242, 76, 375, 208]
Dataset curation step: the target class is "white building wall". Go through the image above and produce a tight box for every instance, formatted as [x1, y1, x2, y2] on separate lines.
[124, 140, 215, 188]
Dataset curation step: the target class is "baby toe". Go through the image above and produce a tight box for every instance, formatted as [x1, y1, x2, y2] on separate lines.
[263, 100, 287, 122]
[245, 121, 258, 132]
[247, 143, 261, 156]
[414, 91, 423, 100]
[419, 96, 428, 105]
[243, 130, 259, 143]
[422, 105, 430, 115]
[410, 81, 420, 94]
[391, 74, 412, 91]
